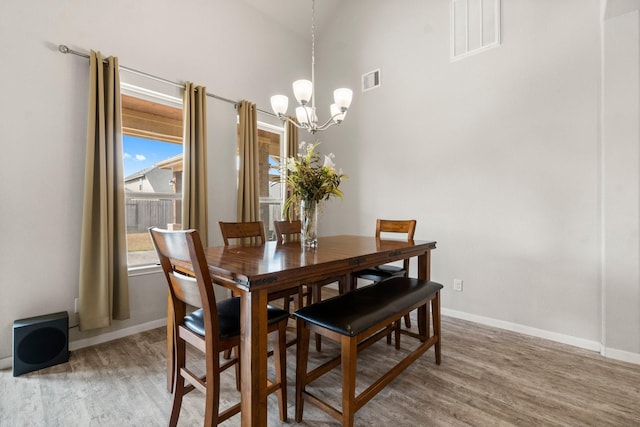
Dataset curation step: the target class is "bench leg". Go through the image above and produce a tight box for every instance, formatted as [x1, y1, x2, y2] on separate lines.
[433, 291, 441, 365]
[418, 303, 429, 342]
[295, 318, 311, 422]
[341, 335, 358, 427]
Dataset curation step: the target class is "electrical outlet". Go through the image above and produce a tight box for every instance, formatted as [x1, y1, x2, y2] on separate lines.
[453, 279, 463, 292]
[74, 298, 79, 313]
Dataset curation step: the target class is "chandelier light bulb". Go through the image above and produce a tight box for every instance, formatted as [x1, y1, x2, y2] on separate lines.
[292, 79, 313, 105]
[296, 106, 317, 125]
[333, 88, 353, 111]
[330, 104, 346, 123]
[270, 95, 289, 116]
[296, 106, 310, 125]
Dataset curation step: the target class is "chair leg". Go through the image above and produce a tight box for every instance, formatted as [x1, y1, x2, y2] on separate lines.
[272, 322, 288, 422]
[404, 312, 412, 328]
[169, 338, 186, 427]
[341, 335, 358, 427]
[304, 284, 312, 306]
[395, 320, 401, 350]
[297, 286, 304, 311]
[403, 272, 412, 328]
[313, 285, 323, 352]
[203, 354, 221, 426]
[295, 319, 311, 423]
[233, 345, 241, 391]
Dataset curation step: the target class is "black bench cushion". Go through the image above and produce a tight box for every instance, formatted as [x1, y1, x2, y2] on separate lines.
[294, 277, 443, 337]
[184, 297, 290, 339]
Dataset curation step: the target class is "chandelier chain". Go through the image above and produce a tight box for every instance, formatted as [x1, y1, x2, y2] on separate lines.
[269, 0, 352, 133]
[311, 0, 316, 111]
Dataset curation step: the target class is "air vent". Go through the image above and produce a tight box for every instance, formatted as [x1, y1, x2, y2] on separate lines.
[362, 69, 381, 92]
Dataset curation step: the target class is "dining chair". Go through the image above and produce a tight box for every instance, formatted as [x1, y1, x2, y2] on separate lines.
[352, 219, 417, 329]
[149, 227, 290, 426]
[219, 220, 266, 246]
[274, 219, 342, 351]
[273, 219, 302, 244]
[219, 220, 306, 341]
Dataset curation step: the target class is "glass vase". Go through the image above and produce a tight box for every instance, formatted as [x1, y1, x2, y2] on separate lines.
[300, 199, 318, 248]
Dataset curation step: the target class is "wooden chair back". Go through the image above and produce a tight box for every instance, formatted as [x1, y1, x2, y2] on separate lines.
[274, 220, 302, 244]
[149, 227, 219, 348]
[219, 221, 266, 246]
[376, 219, 417, 241]
[375, 219, 417, 275]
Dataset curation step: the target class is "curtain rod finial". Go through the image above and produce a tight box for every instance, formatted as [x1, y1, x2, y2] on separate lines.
[58, 45, 70, 54]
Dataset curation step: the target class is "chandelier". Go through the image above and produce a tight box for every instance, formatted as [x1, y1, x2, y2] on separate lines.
[270, 0, 353, 134]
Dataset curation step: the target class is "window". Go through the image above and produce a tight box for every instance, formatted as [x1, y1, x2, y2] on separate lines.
[451, 0, 501, 60]
[121, 86, 184, 268]
[257, 122, 285, 241]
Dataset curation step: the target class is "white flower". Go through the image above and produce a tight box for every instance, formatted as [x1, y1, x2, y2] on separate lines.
[285, 157, 297, 172]
[323, 155, 336, 172]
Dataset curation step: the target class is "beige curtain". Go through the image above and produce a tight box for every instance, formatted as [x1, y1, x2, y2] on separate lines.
[285, 119, 299, 219]
[78, 50, 130, 331]
[236, 100, 259, 222]
[182, 82, 209, 246]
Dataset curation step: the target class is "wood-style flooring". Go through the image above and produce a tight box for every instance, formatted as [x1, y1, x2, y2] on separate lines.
[1, 315, 639, 426]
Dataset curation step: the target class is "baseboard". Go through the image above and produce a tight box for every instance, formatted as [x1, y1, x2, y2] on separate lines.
[4, 312, 637, 370]
[69, 318, 167, 352]
[443, 309, 639, 365]
[442, 308, 602, 352]
[602, 347, 640, 365]
[0, 356, 11, 370]
[0, 318, 167, 371]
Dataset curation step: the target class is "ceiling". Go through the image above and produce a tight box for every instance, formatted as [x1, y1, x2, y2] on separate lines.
[604, 0, 640, 19]
[239, 0, 342, 39]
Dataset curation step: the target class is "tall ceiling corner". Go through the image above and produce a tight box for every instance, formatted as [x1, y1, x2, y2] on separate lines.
[604, 0, 640, 20]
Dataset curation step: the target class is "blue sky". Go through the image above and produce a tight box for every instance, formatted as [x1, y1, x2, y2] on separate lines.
[123, 135, 183, 177]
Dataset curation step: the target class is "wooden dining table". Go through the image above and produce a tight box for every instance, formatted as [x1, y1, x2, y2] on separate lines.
[168, 234, 437, 427]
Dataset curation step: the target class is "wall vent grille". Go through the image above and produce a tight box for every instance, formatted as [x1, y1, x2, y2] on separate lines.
[362, 69, 381, 92]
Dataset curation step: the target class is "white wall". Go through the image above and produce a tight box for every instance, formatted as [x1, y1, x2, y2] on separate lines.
[0, 0, 307, 360]
[602, 9, 640, 358]
[315, 0, 638, 360]
[1, 0, 639, 364]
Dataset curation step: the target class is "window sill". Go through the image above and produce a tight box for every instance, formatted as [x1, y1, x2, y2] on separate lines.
[128, 264, 162, 277]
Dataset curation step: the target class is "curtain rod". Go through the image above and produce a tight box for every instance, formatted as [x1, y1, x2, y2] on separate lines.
[58, 44, 277, 117]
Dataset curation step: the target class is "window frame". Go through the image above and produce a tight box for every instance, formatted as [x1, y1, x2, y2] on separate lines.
[120, 83, 184, 273]
[257, 121, 286, 241]
[450, 0, 501, 61]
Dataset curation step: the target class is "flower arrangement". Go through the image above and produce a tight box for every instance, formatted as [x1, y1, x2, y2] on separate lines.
[282, 141, 346, 221]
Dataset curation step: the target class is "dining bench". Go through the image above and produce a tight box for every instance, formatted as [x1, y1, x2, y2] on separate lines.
[293, 277, 443, 427]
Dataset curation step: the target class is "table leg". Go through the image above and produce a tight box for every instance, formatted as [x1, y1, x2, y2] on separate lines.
[417, 250, 432, 338]
[341, 273, 352, 293]
[417, 250, 431, 281]
[239, 288, 268, 427]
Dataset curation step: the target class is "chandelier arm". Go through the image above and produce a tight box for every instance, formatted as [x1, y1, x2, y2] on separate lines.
[278, 114, 305, 130]
[270, 0, 351, 134]
[303, 106, 315, 128]
[315, 113, 345, 131]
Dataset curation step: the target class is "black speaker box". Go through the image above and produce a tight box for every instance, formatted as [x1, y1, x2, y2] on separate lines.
[13, 311, 70, 376]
